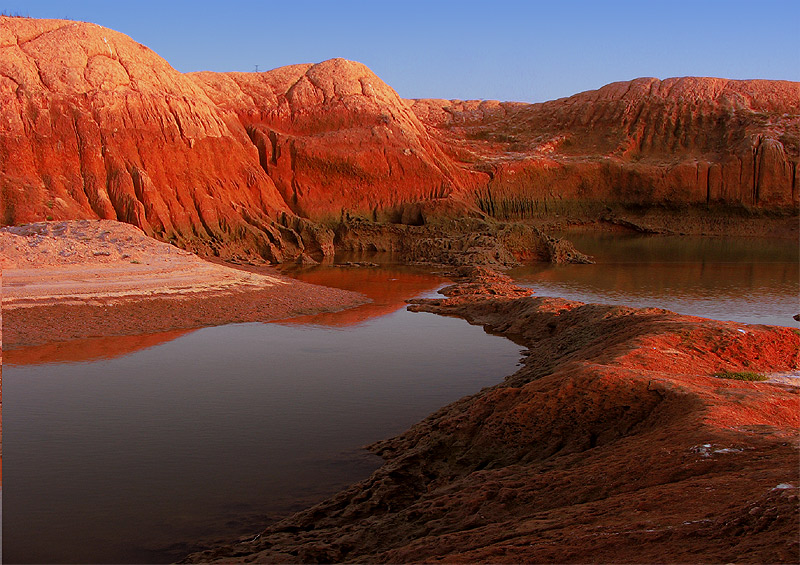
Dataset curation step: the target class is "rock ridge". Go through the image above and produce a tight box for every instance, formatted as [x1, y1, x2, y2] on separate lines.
[1, 16, 798, 263]
[185, 277, 800, 563]
[413, 77, 799, 219]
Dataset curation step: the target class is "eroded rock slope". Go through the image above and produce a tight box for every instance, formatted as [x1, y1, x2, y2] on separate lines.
[0, 17, 329, 262]
[413, 78, 800, 220]
[2, 16, 798, 260]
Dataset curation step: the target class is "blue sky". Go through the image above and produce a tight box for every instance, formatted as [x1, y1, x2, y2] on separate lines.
[4, 0, 799, 103]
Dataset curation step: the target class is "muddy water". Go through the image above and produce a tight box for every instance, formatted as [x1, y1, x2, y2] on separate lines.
[2, 266, 522, 564]
[510, 233, 799, 327]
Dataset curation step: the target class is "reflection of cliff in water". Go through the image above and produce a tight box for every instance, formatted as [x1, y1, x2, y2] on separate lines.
[510, 234, 799, 327]
[5, 330, 195, 367]
[277, 262, 447, 327]
[6, 263, 447, 366]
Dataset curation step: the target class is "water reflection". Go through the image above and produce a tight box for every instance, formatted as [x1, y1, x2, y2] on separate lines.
[510, 234, 799, 327]
[4, 235, 797, 563]
[6, 264, 446, 366]
[4, 329, 195, 366]
[3, 268, 520, 564]
[278, 263, 447, 326]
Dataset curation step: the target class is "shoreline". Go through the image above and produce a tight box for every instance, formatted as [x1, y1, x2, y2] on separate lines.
[185, 269, 800, 564]
[3, 221, 798, 563]
[2, 284, 368, 352]
[1, 220, 368, 351]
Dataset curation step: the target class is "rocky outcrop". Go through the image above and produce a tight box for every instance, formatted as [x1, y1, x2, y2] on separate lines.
[0, 17, 330, 262]
[185, 290, 800, 564]
[1, 17, 797, 262]
[191, 59, 485, 223]
[333, 218, 591, 268]
[413, 78, 800, 219]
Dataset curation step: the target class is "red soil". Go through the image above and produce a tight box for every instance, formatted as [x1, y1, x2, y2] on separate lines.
[186, 283, 800, 564]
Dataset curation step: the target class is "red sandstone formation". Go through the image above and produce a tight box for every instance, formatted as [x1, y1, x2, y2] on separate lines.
[1, 16, 798, 259]
[412, 78, 800, 220]
[186, 289, 800, 564]
[0, 17, 328, 262]
[191, 60, 484, 224]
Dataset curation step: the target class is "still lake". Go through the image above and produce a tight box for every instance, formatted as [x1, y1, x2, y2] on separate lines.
[510, 232, 799, 327]
[3, 234, 797, 563]
[3, 266, 522, 564]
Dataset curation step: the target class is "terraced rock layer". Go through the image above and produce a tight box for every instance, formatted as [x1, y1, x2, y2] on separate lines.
[2, 17, 797, 262]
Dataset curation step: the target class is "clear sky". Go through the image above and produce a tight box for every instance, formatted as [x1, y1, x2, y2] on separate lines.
[4, 0, 799, 103]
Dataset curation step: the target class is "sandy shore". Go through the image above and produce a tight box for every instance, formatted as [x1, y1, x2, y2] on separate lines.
[1, 220, 367, 349]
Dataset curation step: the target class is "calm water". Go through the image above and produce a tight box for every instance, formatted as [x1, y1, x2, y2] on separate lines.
[3, 266, 522, 564]
[510, 233, 799, 327]
[4, 235, 798, 563]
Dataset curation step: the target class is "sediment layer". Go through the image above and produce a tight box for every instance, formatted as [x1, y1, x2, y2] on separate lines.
[0, 220, 366, 348]
[2, 17, 797, 262]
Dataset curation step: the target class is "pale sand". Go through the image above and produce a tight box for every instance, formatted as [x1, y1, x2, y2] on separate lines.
[1, 220, 287, 308]
[1, 220, 366, 349]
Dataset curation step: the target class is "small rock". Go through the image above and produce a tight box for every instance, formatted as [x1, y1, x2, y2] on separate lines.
[296, 253, 319, 266]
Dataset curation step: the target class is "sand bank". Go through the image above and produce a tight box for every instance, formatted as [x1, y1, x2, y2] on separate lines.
[1, 220, 367, 349]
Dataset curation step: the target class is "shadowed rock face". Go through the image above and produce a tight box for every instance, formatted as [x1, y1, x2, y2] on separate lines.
[1, 17, 798, 262]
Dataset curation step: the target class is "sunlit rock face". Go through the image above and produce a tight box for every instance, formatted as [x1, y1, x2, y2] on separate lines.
[2, 16, 797, 262]
[412, 77, 800, 218]
[191, 58, 485, 224]
[0, 17, 322, 262]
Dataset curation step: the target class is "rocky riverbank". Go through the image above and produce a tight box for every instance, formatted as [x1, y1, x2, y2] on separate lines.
[185, 269, 799, 563]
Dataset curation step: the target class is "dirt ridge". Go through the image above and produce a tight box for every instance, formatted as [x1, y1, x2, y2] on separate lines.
[184, 272, 799, 563]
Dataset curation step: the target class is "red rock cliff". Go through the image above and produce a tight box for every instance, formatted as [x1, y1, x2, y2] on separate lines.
[191, 59, 485, 224]
[0, 17, 329, 261]
[412, 77, 799, 218]
[2, 17, 798, 260]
